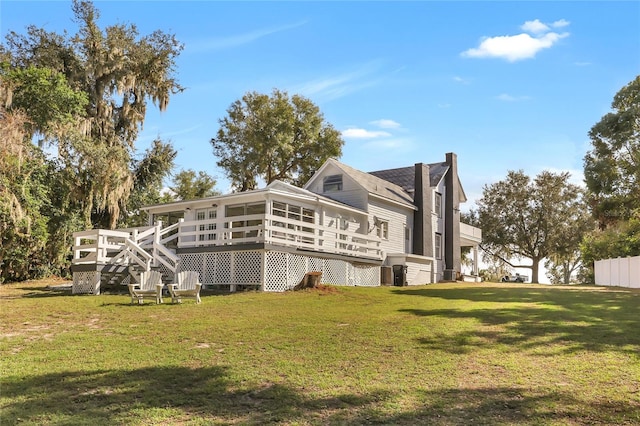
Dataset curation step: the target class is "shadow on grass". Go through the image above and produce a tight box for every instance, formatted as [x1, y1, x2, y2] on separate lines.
[11, 285, 238, 300]
[394, 286, 640, 355]
[388, 386, 640, 425]
[3, 366, 638, 424]
[0, 285, 74, 299]
[1, 366, 389, 424]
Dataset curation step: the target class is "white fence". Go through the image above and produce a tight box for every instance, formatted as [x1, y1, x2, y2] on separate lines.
[594, 256, 640, 288]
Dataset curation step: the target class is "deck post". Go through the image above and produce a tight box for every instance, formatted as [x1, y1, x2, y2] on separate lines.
[153, 220, 162, 268]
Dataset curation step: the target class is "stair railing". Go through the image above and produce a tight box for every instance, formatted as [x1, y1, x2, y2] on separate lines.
[110, 238, 153, 271]
[72, 221, 181, 275]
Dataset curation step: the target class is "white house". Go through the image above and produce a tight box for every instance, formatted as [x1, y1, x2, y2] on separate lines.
[71, 152, 481, 293]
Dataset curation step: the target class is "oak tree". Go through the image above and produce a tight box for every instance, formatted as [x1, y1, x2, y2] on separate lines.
[474, 170, 587, 283]
[211, 89, 343, 191]
[170, 169, 220, 201]
[584, 75, 640, 228]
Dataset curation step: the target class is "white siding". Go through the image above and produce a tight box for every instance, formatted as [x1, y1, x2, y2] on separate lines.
[368, 198, 413, 255]
[318, 204, 369, 253]
[307, 163, 368, 210]
[406, 261, 433, 285]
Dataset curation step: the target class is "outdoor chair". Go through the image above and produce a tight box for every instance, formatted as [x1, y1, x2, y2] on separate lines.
[168, 271, 202, 304]
[128, 270, 163, 304]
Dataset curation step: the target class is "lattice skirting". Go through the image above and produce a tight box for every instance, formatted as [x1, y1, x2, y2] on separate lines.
[178, 250, 380, 292]
[73, 271, 101, 294]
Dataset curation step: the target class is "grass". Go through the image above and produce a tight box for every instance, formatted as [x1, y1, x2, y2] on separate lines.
[1, 278, 639, 425]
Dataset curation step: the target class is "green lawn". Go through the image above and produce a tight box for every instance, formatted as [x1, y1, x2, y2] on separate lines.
[1, 279, 639, 425]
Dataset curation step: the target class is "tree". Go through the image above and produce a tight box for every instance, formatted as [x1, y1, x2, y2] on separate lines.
[0, 107, 48, 282]
[474, 170, 586, 283]
[211, 89, 343, 191]
[544, 195, 594, 284]
[2, 0, 183, 228]
[170, 169, 220, 201]
[118, 138, 177, 228]
[584, 75, 640, 229]
[580, 76, 640, 274]
[0, 63, 88, 143]
[0, 59, 87, 282]
[121, 165, 220, 228]
[581, 208, 640, 275]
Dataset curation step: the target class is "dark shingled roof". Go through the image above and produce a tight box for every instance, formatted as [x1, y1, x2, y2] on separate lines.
[326, 160, 415, 207]
[369, 162, 449, 192]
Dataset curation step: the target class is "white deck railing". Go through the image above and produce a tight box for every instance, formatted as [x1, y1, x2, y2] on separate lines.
[73, 229, 132, 264]
[72, 222, 181, 274]
[72, 213, 383, 271]
[177, 214, 382, 259]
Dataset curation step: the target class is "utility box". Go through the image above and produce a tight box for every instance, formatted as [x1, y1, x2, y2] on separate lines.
[392, 265, 408, 286]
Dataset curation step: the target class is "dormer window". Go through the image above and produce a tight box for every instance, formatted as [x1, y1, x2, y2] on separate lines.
[323, 174, 343, 192]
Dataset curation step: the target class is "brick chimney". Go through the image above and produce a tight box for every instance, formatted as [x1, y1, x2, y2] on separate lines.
[413, 163, 433, 257]
[443, 152, 461, 280]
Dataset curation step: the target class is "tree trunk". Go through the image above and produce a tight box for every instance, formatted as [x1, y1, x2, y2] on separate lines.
[563, 262, 571, 285]
[531, 258, 540, 283]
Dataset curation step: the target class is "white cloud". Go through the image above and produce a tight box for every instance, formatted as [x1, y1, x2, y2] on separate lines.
[188, 21, 306, 52]
[461, 19, 570, 62]
[521, 19, 549, 34]
[370, 119, 401, 129]
[294, 62, 383, 101]
[552, 19, 571, 29]
[453, 76, 471, 84]
[496, 93, 531, 102]
[342, 128, 391, 139]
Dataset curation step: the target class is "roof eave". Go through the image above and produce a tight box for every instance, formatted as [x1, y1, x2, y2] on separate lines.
[369, 193, 417, 210]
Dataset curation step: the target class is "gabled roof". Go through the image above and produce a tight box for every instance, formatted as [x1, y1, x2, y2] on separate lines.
[369, 162, 467, 203]
[369, 162, 449, 190]
[309, 158, 415, 208]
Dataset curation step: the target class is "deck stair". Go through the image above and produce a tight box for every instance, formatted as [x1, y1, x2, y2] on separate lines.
[71, 221, 181, 294]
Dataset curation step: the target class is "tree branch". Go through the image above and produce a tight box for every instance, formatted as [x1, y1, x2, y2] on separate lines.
[480, 244, 533, 269]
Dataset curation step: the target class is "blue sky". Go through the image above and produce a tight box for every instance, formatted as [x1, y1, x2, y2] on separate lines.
[3, 1, 639, 209]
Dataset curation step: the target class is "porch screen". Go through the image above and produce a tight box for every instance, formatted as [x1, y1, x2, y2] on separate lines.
[271, 201, 315, 244]
[225, 203, 265, 239]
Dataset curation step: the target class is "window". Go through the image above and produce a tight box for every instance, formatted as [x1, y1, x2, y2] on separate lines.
[435, 233, 442, 260]
[270, 201, 315, 244]
[435, 192, 442, 218]
[377, 220, 389, 240]
[196, 208, 217, 241]
[225, 203, 265, 239]
[323, 174, 343, 192]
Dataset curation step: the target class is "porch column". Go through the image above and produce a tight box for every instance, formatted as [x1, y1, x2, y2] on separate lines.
[473, 245, 479, 276]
